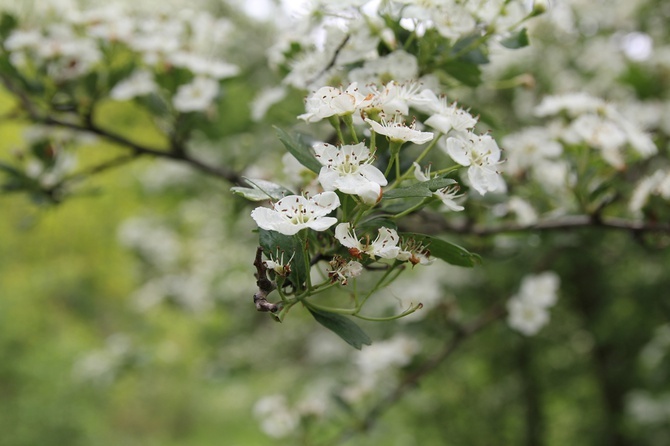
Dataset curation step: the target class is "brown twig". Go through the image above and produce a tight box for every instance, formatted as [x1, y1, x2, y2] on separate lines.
[253, 247, 280, 313]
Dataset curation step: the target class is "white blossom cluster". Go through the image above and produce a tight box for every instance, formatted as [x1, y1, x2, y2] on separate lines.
[249, 79, 506, 283]
[267, 0, 535, 90]
[3, 3, 239, 112]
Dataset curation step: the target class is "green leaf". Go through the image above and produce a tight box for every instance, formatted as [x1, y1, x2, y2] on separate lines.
[259, 229, 308, 291]
[441, 61, 482, 87]
[500, 28, 530, 49]
[308, 309, 372, 350]
[231, 178, 294, 201]
[0, 12, 17, 40]
[450, 33, 490, 64]
[402, 233, 481, 267]
[383, 178, 457, 200]
[274, 126, 322, 174]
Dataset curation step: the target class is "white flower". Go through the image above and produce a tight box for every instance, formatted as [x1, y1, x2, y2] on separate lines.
[535, 92, 606, 118]
[362, 81, 423, 116]
[501, 127, 563, 177]
[253, 395, 300, 439]
[518, 272, 560, 308]
[421, 91, 478, 134]
[444, 132, 506, 195]
[251, 86, 288, 122]
[172, 76, 219, 113]
[263, 251, 294, 277]
[335, 223, 401, 259]
[348, 50, 419, 85]
[567, 114, 628, 169]
[507, 196, 538, 226]
[110, 70, 157, 101]
[298, 83, 369, 122]
[314, 142, 387, 204]
[251, 192, 340, 236]
[507, 296, 551, 336]
[365, 114, 434, 145]
[168, 51, 239, 79]
[507, 271, 561, 336]
[396, 239, 434, 266]
[629, 169, 670, 216]
[354, 335, 420, 376]
[413, 163, 464, 211]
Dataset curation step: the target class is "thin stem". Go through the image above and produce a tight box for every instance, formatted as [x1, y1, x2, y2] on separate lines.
[392, 197, 432, 220]
[342, 114, 359, 144]
[330, 115, 345, 145]
[303, 300, 357, 315]
[353, 303, 423, 321]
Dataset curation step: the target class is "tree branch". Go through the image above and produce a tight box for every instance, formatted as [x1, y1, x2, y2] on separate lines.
[327, 304, 506, 445]
[0, 73, 245, 186]
[402, 212, 670, 236]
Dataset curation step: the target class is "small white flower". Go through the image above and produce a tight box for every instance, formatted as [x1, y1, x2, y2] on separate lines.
[629, 169, 670, 216]
[518, 272, 560, 308]
[251, 192, 340, 236]
[172, 76, 219, 113]
[263, 251, 294, 277]
[444, 132, 505, 195]
[365, 114, 434, 145]
[298, 83, 369, 122]
[169, 52, 239, 79]
[506, 271, 561, 336]
[535, 92, 605, 118]
[253, 395, 300, 439]
[413, 163, 464, 211]
[421, 92, 478, 134]
[110, 70, 157, 101]
[335, 223, 401, 259]
[348, 50, 419, 85]
[501, 127, 563, 177]
[507, 296, 551, 336]
[314, 142, 387, 204]
[396, 239, 434, 266]
[507, 197, 538, 226]
[362, 81, 423, 116]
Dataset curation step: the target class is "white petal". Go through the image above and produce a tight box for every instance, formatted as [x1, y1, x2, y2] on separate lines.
[335, 223, 360, 249]
[445, 137, 472, 166]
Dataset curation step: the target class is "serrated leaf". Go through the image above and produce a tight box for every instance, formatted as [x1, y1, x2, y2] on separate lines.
[259, 228, 308, 291]
[383, 178, 457, 200]
[500, 28, 529, 49]
[274, 126, 321, 174]
[231, 178, 294, 201]
[308, 308, 372, 350]
[402, 233, 480, 267]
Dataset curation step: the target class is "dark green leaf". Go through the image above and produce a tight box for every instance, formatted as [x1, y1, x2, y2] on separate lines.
[0, 12, 17, 40]
[402, 233, 481, 267]
[308, 308, 372, 350]
[259, 228, 308, 291]
[450, 33, 490, 64]
[383, 178, 457, 200]
[274, 126, 321, 174]
[500, 28, 530, 49]
[441, 61, 482, 87]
